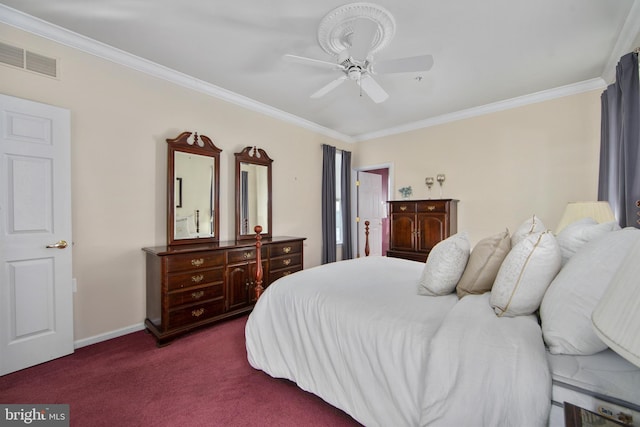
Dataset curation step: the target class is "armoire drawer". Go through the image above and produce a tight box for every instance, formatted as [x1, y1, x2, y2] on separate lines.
[416, 201, 448, 213]
[389, 202, 416, 213]
[167, 267, 224, 291]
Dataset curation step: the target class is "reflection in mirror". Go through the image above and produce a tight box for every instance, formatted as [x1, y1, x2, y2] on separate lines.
[235, 147, 272, 240]
[239, 162, 269, 235]
[174, 151, 215, 239]
[167, 132, 221, 246]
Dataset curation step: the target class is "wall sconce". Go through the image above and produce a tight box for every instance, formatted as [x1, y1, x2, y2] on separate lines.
[425, 177, 434, 198]
[436, 174, 446, 198]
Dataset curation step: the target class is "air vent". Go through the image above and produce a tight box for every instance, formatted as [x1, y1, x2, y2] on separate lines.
[0, 41, 58, 78]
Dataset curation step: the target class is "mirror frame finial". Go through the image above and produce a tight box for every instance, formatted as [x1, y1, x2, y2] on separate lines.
[235, 146, 273, 241]
[167, 131, 222, 246]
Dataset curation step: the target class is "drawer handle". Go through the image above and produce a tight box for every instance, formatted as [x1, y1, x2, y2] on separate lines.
[192, 308, 205, 317]
[191, 258, 204, 267]
[191, 274, 204, 283]
[400, 206, 407, 211]
[243, 251, 252, 259]
[283, 271, 292, 276]
[283, 246, 292, 254]
[191, 291, 205, 299]
[427, 205, 436, 211]
[282, 258, 291, 266]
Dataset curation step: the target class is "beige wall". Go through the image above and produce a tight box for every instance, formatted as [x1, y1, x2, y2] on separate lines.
[0, 24, 349, 342]
[0, 23, 602, 343]
[353, 91, 602, 246]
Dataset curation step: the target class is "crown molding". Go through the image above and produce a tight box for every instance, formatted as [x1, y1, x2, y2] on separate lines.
[0, 4, 614, 145]
[353, 78, 606, 142]
[0, 4, 354, 143]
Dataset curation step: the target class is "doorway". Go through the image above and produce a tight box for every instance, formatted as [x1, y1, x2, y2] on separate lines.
[355, 164, 392, 257]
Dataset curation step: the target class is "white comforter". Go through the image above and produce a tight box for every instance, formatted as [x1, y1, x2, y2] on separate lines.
[245, 256, 551, 426]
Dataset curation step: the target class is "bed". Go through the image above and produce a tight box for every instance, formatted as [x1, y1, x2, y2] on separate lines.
[245, 218, 640, 427]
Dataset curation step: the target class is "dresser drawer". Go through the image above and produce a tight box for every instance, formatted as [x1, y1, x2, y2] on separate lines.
[270, 241, 302, 257]
[167, 283, 224, 307]
[416, 201, 448, 213]
[167, 299, 225, 329]
[270, 266, 302, 282]
[167, 267, 224, 291]
[270, 253, 302, 270]
[166, 251, 225, 272]
[227, 248, 257, 264]
[389, 202, 416, 213]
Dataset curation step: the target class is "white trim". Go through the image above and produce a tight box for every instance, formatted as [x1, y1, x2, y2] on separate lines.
[0, 4, 621, 144]
[0, 4, 353, 143]
[353, 78, 607, 142]
[73, 322, 146, 349]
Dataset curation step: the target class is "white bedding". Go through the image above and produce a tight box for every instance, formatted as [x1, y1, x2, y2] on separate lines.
[245, 256, 551, 426]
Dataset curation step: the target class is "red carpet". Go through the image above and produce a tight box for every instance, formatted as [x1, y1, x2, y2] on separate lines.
[0, 315, 360, 426]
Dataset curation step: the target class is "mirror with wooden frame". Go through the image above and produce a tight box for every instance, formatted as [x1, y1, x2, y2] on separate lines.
[235, 146, 272, 241]
[167, 131, 221, 246]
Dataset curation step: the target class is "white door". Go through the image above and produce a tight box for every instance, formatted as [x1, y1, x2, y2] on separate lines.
[0, 93, 73, 375]
[357, 171, 384, 257]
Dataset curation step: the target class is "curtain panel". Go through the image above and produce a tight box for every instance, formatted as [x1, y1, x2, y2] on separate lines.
[341, 150, 353, 260]
[321, 144, 337, 264]
[598, 52, 640, 228]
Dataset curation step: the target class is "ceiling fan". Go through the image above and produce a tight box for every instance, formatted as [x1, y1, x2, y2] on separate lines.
[284, 4, 434, 103]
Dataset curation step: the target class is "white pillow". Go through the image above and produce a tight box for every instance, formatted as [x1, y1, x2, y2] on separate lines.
[490, 230, 561, 317]
[555, 218, 620, 266]
[541, 228, 640, 355]
[418, 232, 470, 296]
[511, 215, 546, 247]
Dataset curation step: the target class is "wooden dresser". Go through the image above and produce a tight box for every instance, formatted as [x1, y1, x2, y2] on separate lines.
[387, 199, 458, 262]
[142, 236, 305, 345]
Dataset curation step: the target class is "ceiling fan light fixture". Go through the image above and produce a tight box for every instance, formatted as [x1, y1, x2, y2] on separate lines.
[348, 66, 362, 80]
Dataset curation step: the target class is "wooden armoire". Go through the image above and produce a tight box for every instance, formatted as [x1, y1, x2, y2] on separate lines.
[387, 199, 458, 262]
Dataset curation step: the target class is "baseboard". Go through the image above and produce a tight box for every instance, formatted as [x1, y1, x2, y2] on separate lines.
[74, 322, 146, 349]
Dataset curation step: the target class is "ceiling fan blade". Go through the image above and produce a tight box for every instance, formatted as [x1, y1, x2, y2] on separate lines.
[349, 18, 378, 61]
[372, 54, 434, 74]
[283, 54, 344, 70]
[311, 76, 347, 98]
[359, 75, 389, 103]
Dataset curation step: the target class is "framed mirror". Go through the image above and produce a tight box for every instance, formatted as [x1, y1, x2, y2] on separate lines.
[235, 146, 272, 241]
[167, 132, 221, 246]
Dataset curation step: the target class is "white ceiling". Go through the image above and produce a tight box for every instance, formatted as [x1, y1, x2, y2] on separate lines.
[1, 0, 639, 142]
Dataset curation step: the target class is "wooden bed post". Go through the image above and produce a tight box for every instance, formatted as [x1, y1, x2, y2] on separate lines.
[364, 220, 370, 257]
[254, 225, 264, 299]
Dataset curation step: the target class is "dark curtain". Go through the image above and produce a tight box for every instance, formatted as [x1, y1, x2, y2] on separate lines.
[341, 150, 353, 260]
[598, 52, 640, 228]
[321, 144, 336, 264]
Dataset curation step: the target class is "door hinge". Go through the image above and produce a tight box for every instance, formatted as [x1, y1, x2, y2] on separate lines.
[356, 217, 360, 222]
[356, 180, 360, 186]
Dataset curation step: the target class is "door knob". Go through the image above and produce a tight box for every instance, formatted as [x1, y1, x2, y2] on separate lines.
[46, 240, 68, 249]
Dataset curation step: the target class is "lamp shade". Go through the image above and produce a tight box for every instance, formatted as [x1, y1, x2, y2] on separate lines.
[555, 201, 616, 234]
[592, 236, 640, 368]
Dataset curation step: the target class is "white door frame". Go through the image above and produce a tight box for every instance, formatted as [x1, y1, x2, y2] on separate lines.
[352, 162, 394, 257]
